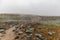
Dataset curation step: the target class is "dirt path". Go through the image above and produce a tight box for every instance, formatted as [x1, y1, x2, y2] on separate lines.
[1, 27, 16, 40]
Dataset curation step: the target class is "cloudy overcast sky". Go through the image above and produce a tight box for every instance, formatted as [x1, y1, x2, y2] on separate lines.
[0, 0, 60, 16]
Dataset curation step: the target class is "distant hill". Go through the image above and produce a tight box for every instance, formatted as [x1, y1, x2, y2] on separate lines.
[0, 14, 41, 22]
[0, 14, 60, 22]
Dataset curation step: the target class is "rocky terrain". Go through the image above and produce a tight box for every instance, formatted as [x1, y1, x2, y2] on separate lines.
[0, 14, 60, 40]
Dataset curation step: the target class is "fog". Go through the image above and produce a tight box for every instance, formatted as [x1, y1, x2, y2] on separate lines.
[0, 0, 60, 16]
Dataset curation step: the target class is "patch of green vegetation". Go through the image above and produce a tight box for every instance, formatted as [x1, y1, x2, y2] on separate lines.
[40, 21, 60, 26]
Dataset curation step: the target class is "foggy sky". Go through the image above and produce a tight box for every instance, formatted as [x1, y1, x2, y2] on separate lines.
[0, 0, 60, 16]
